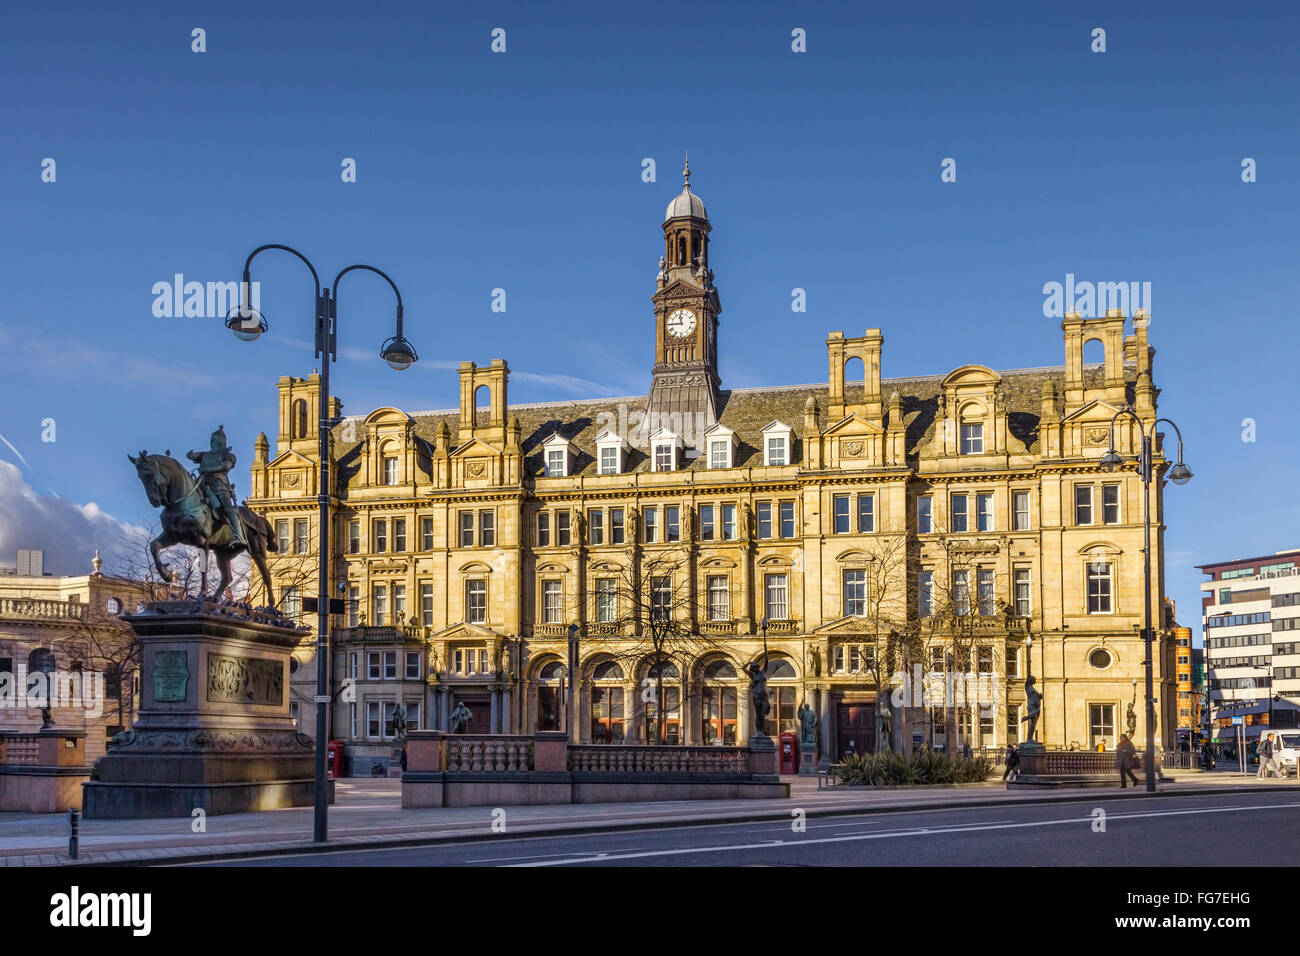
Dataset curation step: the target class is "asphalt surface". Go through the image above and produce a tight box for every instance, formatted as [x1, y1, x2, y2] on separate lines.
[198, 790, 1300, 867]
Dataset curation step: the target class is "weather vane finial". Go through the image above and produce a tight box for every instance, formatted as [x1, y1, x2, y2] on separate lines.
[683, 152, 690, 188]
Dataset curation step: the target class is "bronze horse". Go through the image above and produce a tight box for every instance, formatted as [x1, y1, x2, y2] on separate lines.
[129, 451, 277, 603]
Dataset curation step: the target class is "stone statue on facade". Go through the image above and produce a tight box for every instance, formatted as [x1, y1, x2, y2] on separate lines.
[797, 701, 818, 746]
[742, 655, 771, 737]
[1126, 701, 1137, 739]
[1021, 676, 1043, 743]
[450, 700, 472, 734]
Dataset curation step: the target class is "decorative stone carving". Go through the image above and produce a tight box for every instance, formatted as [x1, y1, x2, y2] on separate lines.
[466, 460, 487, 478]
[281, 472, 301, 488]
[842, 439, 865, 457]
[207, 654, 284, 706]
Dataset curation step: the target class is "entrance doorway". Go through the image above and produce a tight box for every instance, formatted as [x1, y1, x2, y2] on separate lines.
[837, 702, 877, 759]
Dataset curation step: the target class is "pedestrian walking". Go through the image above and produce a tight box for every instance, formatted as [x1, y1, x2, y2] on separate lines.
[1201, 740, 1216, 771]
[1116, 734, 1139, 787]
[1002, 743, 1020, 781]
[1257, 733, 1281, 779]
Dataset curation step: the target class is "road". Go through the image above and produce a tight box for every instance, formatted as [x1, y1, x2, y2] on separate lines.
[199, 790, 1300, 867]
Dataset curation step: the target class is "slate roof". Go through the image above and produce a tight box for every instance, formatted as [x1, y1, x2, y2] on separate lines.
[332, 362, 1123, 482]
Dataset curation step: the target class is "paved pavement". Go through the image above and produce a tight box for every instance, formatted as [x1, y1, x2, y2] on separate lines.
[3, 770, 1296, 866]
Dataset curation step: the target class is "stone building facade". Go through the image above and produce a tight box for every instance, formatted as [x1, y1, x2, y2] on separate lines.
[0, 554, 149, 763]
[247, 166, 1178, 773]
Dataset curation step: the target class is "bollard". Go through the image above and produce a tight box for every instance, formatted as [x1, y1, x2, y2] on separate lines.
[67, 807, 79, 860]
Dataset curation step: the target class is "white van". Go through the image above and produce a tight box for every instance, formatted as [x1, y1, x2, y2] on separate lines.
[1272, 732, 1300, 776]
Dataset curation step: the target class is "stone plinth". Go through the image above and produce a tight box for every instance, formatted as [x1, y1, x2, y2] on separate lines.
[0, 730, 91, 813]
[798, 744, 818, 774]
[83, 600, 331, 818]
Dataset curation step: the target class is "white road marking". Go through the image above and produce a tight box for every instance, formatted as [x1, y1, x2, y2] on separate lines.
[509, 801, 1300, 866]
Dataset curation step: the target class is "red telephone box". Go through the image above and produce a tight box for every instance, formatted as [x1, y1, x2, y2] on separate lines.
[326, 740, 345, 779]
[779, 731, 798, 774]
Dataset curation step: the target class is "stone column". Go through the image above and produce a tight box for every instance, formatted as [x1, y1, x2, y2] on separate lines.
[439, 688, 450, 731]
[819, 686, 834, 758]
[490, 688, 500, 734]
[501, 687, 512, 736]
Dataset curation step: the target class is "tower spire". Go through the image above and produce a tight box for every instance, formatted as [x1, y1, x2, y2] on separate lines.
[683, 152, 690, 189]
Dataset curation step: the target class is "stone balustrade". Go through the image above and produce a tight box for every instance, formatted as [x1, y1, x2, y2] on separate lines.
[569, 744, 749, 774]
[402, 731, 784, 808]
[0, 734, 42, 765]
[0, 597, 88, 622]
[445, 735, 535, 772]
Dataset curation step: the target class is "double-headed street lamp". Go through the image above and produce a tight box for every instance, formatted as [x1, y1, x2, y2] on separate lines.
[226, 244, 418, 843]
[1099, 407, 1192, 793]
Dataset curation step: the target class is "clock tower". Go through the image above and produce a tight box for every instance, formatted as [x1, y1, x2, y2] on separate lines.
[646, 159, 721, 442]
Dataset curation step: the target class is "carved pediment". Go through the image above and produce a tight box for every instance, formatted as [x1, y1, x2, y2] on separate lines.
[1061, 399, 1125, 425]
[362, 406, 414, 427]
[450, 437, 500, 459]
[811, 615, 875, 635]
[430, 621, 505, 642]
[822, 414, 885, 438]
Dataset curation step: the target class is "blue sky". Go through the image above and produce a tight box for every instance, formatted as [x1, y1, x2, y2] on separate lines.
[1, 1, 1297, 633]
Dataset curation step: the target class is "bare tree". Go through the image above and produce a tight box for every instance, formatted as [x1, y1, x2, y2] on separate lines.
[594, 535, 732, 746]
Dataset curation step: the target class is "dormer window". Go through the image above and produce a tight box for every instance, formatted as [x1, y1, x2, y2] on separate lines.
[382, 456, 398, 485]
[594, 429, 628, 476]
[649, 427, 682, 473]
[540, 433, 573, 478]
[760, 421, 794, 467]
[703, 423, 736, 469]
[960, 423, 984, 455]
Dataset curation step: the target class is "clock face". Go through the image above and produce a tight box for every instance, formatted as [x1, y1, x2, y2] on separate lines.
[667, 308, 697, 338]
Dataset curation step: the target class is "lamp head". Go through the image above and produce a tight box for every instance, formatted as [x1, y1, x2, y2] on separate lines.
[1099, 450, 1124, 472]
[1168, 462, 1193, 485]
[380, 334, 418, 371]
[225, 305, 268, 342]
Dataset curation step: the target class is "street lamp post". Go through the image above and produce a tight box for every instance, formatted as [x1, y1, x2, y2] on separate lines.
[226, 244, 418, 843]
[1099, 407, 1192, 794]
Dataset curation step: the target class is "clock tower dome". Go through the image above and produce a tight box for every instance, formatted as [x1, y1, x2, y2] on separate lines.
[646, 159, 721, 443]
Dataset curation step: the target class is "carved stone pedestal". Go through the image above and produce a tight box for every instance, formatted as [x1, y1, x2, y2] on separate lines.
[798, 744, 818, 774]
[83, 601, 331, 818]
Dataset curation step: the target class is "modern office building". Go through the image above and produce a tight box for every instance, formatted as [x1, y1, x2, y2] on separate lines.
[1199, 548, 1300, 744]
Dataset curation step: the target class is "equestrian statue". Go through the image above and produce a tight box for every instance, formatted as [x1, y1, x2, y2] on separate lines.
[129, 426, 277, 603]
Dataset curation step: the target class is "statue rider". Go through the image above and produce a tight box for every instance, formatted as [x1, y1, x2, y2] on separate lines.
[187, 425, 247, 548]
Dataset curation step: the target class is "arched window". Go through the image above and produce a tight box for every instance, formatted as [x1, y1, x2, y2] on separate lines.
[677, 236, 687, 265]
[536, 659, 564, 731]
[762, 655, 798, 735]
[701, 659, 738, 745]
[590, 659, 625, 744]
[292, 399, 309, 440]
[643, 658, 681, 744]
[28, 648, 55, 674]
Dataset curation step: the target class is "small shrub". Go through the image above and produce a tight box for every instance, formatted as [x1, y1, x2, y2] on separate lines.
[833, 751, 993, 787]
